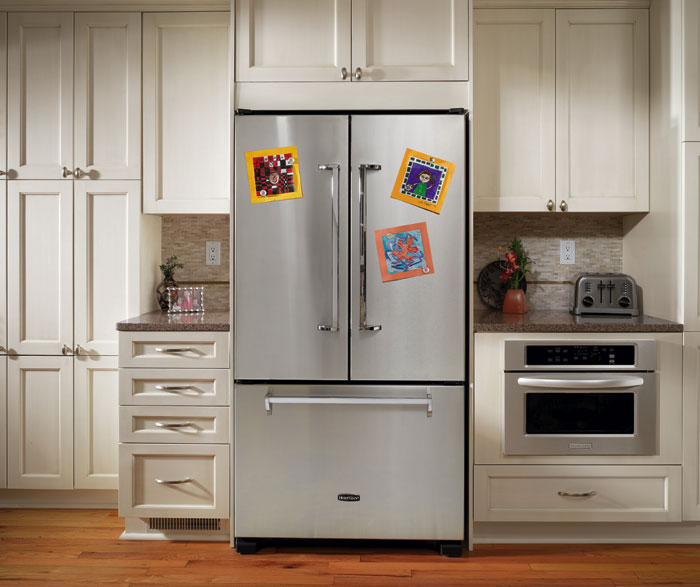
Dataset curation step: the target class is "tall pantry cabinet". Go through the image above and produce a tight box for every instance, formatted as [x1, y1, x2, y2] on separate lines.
[2, 12, 151, 492]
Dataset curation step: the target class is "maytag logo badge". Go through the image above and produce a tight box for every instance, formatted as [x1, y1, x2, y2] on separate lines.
[338, 493, 360, 502]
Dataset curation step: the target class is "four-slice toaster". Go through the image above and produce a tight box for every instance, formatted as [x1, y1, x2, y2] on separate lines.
[570, 273, 640, 316]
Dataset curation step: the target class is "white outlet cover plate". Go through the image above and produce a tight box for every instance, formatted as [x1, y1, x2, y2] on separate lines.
[560, 240, 575, 265]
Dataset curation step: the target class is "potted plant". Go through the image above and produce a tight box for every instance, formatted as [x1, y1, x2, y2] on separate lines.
[499, 237, 533, 314]
[156, 255, 184, 311]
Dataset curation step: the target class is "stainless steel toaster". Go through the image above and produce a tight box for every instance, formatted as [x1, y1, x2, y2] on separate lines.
[570, 273, 640, 316]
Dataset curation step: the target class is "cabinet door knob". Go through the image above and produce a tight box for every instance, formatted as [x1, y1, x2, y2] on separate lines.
[61, 344, 72, 356]
[62, 166, 73, 178]
[0, 170, 6, 176]
[74, 167, 86, 179]
[546, 199, 554, 211]
[74, 344, 84, 356]
[354, 67, 362, 80]
[560, 199, 568, 212]
[340, 67, 348, 80]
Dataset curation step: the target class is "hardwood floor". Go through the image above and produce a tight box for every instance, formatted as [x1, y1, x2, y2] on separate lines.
[2, 510, 700, 585]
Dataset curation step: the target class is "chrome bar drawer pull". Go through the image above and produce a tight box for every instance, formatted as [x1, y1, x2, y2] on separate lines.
[317, 163, 341, 333]
[558, 490, 597, 498]
[265, 393, 432, 417]
[155, 477, 192, 485]
[155, 347, 193, 353]
[358, 163, 382, 332]
[155, 385, 193, 392]
[155, 422, 194, 428]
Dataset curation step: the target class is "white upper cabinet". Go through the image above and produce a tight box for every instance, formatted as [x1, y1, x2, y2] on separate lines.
[351, 0, 468, 81]
[74, 13, 141, 180]
[143, 12, 230, 214]
[0, 14, 7, 178]
[684, 0, 700, 141]
[556, 9, 649, 213]
[236, 0, 351, 82]
[74, 181, 140, 356]
[236, 0, 468, 82]
[8, 13, 73, 180]
[474, 9, 555, 212]
[7, 181, 73, 355]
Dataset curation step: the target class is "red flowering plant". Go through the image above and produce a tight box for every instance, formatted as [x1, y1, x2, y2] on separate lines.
[498, 237, 533, 290]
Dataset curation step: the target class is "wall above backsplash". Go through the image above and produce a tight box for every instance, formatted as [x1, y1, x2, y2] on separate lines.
[161, 215, 230, 311]
[474, 214, 623, 310]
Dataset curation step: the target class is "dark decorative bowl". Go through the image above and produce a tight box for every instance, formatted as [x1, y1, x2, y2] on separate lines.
[477, 260, 528, 310]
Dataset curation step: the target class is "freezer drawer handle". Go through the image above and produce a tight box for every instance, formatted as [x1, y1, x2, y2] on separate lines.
[358, 163, 382, 332]
[264, 393, 432, 417]
[317, 163, 341, 333]
[517, 376, 644, 389]
[155, 477, 193, 485]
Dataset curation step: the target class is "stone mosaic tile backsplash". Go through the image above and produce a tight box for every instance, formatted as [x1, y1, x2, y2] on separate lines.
[473, 214, 623, 310]
[161, 215, 230, 311]
[158, 213, 621, 313]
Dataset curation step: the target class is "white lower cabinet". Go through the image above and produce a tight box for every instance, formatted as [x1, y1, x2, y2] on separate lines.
[474, 465, 682, 523]
[683, 332, 700, 519]
[0, 357, 6, 488]
[7, 356, 74, 489]
[118, 443, 229, 518]
[74, 356, 119, 490]
[118, 330, 230, 523]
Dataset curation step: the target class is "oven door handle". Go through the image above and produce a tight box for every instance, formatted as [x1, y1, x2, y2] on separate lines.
[517, 376, 645, 389]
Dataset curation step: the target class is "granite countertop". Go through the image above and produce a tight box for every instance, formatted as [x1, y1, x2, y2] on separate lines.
[117, 310, 230, 332]
[473, 309, 683, 333]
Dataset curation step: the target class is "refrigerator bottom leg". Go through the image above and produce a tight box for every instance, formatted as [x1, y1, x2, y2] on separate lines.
[438, 541, 464, 558]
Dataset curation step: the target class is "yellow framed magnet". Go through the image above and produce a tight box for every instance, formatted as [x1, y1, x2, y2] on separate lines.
[245, 146, 303, 204]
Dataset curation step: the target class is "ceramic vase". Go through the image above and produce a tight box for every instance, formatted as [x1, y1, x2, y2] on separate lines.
[502, 289, 527, 314]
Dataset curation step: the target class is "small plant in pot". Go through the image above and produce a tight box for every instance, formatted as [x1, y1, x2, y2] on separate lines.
[499, 237, 533, 314]
[156, 255, 184, 311]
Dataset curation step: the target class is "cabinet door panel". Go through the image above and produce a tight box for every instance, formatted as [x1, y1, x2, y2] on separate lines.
[0, 14, 7, 176]
[8, 181, 73, 355]
[74, 13, 141, 180]
[7, 356, 73, 489]
[684, 144, 700, 331]
[143, 12, 230, 214]
[236, 0, 351, 82]
[684, 0, 700, 141]
[74, 356, 118, 490]
[0, 357, 5, 488]
[352, 0, 468, 81]
[74, 181, 139, 355]
[556, 9, 648, 212]
[8, 13, 73, 180]
[474, 9, 555, 212]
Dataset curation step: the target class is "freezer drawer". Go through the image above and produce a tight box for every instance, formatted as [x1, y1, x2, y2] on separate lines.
[234, 384, 465, 540]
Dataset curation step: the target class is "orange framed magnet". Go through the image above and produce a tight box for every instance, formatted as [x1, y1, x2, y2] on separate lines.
[245, 146, 303, 204]
[374, 222, 434, 283]
[390, 148, 455, 214]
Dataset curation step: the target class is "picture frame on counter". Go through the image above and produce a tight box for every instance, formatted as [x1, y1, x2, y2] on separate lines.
[167, 286, 205, 313]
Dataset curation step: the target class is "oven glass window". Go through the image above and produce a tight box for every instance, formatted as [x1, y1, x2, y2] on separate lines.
[525, 393, 634, 435]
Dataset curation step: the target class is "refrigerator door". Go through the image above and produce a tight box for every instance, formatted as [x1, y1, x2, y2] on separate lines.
[235, 115, 349, 380]
[235, 383, 464, 540]
[350, 115, 467, 381]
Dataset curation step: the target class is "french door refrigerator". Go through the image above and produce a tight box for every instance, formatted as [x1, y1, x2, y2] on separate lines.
[233, 113, 467, 556]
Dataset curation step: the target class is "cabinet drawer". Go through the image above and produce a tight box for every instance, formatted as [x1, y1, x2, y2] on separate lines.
[474, 465, 681, 523]
[119, 368, 230, 406]
[120, 406, 229, 443]
[119, 332, 229, 368]
[118, 444, 229, 518]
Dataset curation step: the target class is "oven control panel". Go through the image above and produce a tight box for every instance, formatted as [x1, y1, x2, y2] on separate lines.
[525, 344, 636, 366]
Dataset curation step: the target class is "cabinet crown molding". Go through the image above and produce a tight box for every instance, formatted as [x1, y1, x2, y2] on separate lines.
[474, 0, 649, 7]
[0, 0, 229, 10]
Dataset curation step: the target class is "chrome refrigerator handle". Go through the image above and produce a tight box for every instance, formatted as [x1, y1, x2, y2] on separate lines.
[358, 163, 382, 332]
[265, 393, 432, 417]
[317, 164, 340, 332]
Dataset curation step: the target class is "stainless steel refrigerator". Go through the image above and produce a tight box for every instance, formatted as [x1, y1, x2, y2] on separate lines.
[233, 113, 467, 556]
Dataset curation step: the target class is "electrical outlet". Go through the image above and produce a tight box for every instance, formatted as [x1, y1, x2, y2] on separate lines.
[560, 240, 575, 265]
[206, 241, 221, 266]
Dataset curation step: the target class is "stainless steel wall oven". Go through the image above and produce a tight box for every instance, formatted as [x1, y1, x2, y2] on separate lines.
[503, 340, 657, 456]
